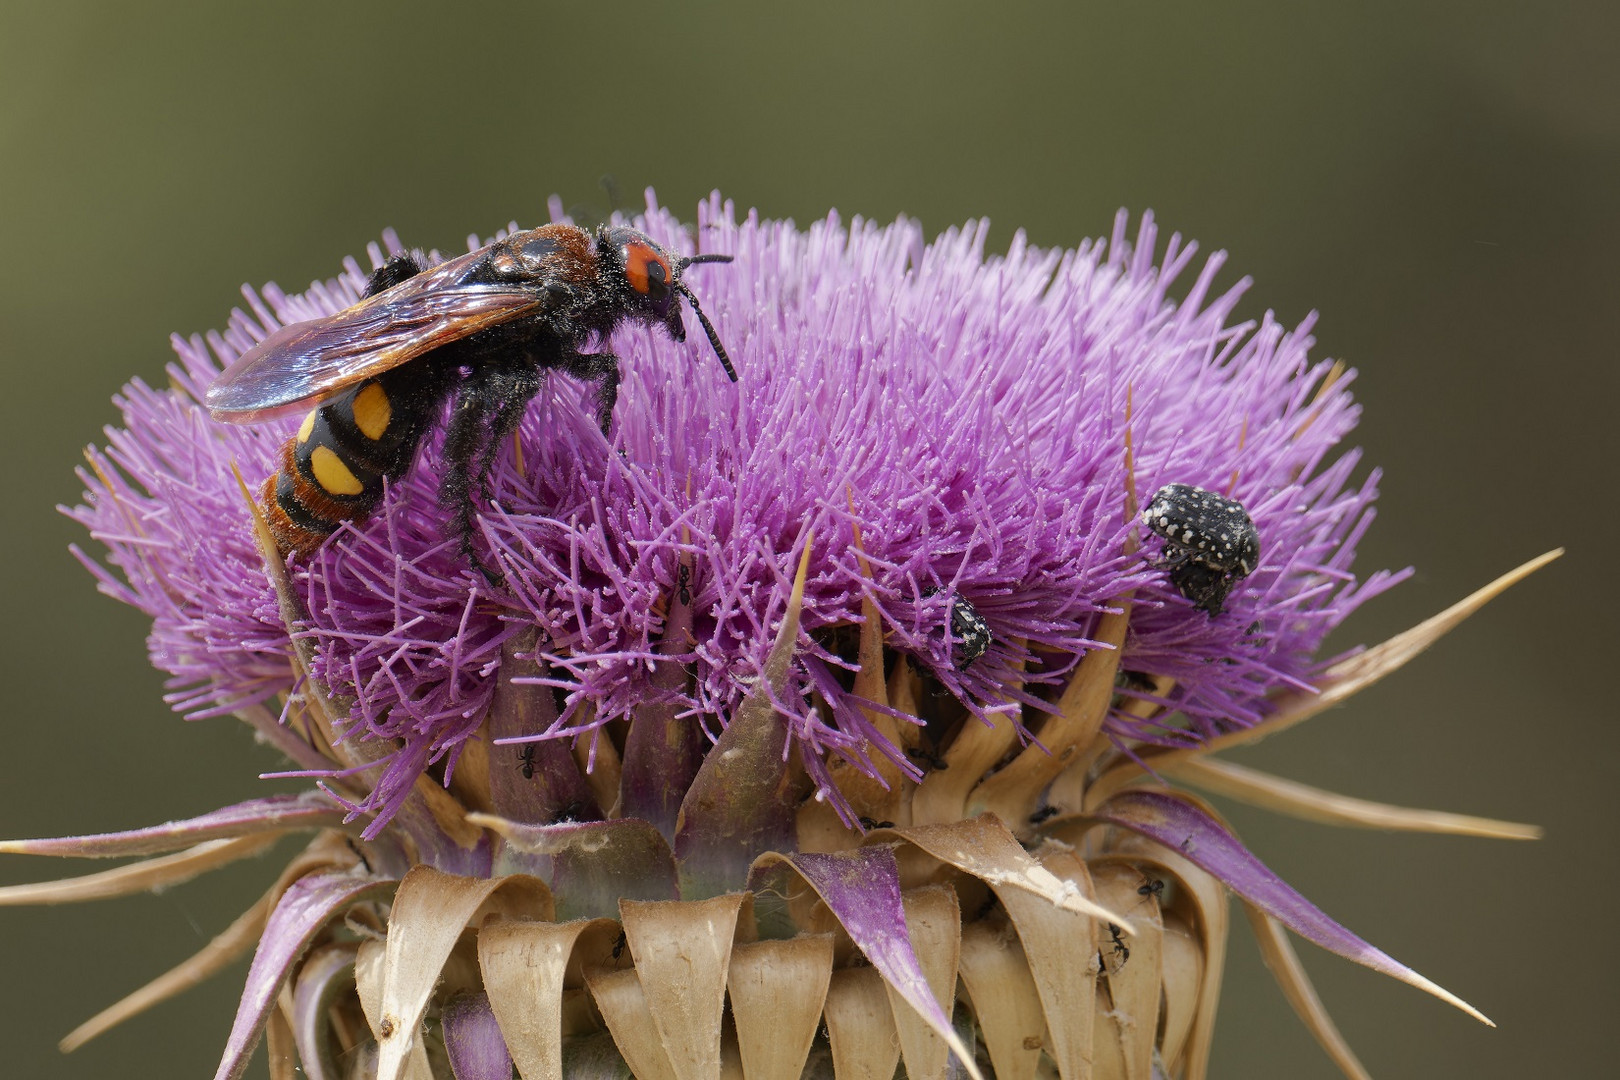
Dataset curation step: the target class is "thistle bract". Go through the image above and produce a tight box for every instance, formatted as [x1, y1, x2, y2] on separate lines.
[7, 192, 1547, 1080]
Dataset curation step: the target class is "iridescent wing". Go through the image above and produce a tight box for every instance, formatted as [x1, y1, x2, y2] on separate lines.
[206, 250, 544, 424]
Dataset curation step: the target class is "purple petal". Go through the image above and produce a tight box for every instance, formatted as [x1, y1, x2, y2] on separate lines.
[1093, 790, 1491, 1024]
[442, 991, 513, 1080]
[0, 792, 344, 857]
[752, 847, 980, 1078]
[214, 872, 397, 1080]
[290, 943, 359, 1080]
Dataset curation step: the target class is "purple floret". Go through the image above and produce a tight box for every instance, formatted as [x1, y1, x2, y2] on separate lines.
[69, 192, 1404, 829]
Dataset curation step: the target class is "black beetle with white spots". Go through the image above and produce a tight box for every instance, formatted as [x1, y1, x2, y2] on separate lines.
[1142, 483, 1261, 617]
[947, 595, 993, 669]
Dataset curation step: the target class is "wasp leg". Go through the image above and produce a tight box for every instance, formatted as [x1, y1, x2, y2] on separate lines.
[560, 350, 621, 437]
[364, 252, 424, 297]
[472, 362, 543, 501]
[441, 362, 537, 585]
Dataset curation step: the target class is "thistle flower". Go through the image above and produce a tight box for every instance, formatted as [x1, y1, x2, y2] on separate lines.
[4, 192, 1554, 1080]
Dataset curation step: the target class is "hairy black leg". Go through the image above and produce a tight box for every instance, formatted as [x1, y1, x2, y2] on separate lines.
[439, 359, 546, 583]
[440, 370, 505, 583]
[472, 362, 543, 499]
[561, 350, 622, 436]
[364, 252, 423, 297]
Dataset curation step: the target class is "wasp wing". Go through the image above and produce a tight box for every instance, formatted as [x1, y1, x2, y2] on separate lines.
[206, 254, 544, 424]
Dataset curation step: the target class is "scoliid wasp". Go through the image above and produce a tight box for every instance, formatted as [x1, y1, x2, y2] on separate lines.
[206, 223, 736, 580]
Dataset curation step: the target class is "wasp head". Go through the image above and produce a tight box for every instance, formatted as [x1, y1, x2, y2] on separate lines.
[601, 226, 737, 382]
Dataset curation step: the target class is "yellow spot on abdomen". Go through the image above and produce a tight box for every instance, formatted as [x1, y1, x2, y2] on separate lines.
[352, 382, 392, 440]
[297, 409, 317, 443]
[310, 446, 365, 496]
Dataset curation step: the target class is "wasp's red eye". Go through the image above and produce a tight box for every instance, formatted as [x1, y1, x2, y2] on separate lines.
[622, 242, 671, 305]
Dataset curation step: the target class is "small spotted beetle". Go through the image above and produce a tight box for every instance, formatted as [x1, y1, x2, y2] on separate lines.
[922, 587, 993, 670]
[947, 595, 992, 670]
[1142, 483, 1260, 616]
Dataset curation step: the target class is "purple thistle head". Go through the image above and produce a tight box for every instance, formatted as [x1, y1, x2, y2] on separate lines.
[70, 191, 1402, 832]
[33, 191, 1548, 1080]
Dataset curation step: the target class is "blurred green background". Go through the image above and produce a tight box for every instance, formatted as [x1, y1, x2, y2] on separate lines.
[1, 3, 1613, 1077]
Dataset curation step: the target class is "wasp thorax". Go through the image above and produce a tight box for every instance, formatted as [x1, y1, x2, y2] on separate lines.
[487, 228, 568, 277]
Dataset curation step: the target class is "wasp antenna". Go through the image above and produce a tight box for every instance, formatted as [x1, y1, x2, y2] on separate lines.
[679, 284, 738, 382]
[675, 252, 735, 272]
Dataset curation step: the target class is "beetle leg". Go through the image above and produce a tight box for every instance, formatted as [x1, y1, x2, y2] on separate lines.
[1147, 545, 1193, 571]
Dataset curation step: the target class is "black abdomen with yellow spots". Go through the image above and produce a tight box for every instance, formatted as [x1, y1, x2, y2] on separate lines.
[261, 362, 447, 556]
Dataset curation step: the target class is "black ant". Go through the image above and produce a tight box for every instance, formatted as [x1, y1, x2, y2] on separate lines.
[1099, 923, 1130, 973]
[1028, 805, 1060, 825]
[676, 563, 692, 606]
[611, 931, 628, 961]
[516, 744, 538, 780]
[858, 816, 894, 831]
[1138, 877, 1165, 900]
